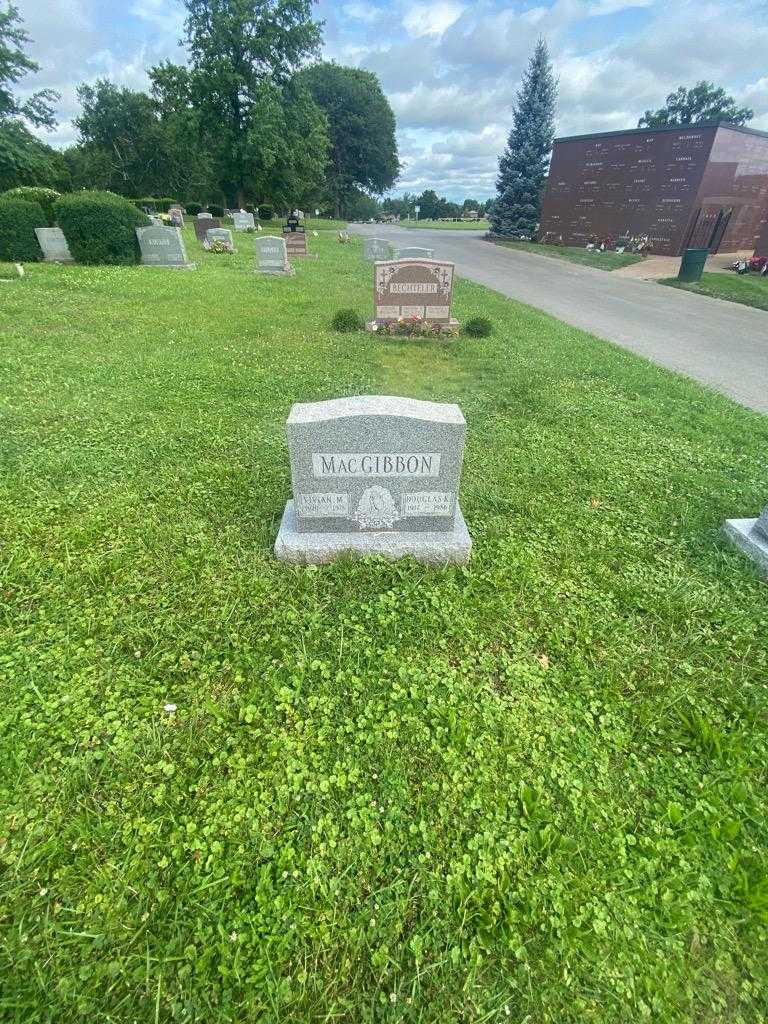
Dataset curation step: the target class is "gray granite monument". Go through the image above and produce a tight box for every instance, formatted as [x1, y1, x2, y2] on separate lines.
[275, 395, 471, 565]
[394, 246, 434, 259]
[723, 505, 768, 576]
[367, 258, 458, 331]
[255, 235, 293, 275]
[232, 210, 255, 230]
[35, 227, 74, 263]
[205, 226, 235, 252]
[194, 217, 221, 244]
[363, 237, 392, 261]
[135, 225, 194, 268]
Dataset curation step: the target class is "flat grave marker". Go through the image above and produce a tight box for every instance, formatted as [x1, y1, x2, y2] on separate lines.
[275, 395, 471, 565]
[394, 245, 434, 259]
[35, 227, 74, 263]
[135, 225, 195, 269]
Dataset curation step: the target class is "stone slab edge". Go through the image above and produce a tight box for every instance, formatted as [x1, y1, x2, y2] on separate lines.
[275, 499, 472, 566]
[723, 518, 768, 578]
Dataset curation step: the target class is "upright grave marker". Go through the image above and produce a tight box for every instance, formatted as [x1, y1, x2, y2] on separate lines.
[35, 227, 74, 263]
[283, 224, 308, 258]
[197, 211, 214, 219]
[275, 395, 472, 565]
[205, 227, 235, 252]
[368, 258, 458, 331]
[723, 504, 768, 576]
[232, 210, 255, 231]
[363, 237, 391, 261]
[136, 225, 195, 269]
[194, 217, 221, 244]
[394, 245, 434, 259]
[255, 235, 293, 275]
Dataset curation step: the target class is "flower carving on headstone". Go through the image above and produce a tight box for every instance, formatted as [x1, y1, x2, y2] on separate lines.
[355, 486, 399, 531]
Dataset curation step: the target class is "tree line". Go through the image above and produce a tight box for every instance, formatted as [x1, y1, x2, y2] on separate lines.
[0, 0, 399, 216]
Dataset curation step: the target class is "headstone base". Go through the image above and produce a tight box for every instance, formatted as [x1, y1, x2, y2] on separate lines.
[723, 519, 768, 577]
[140, 262, 197, 270]
[366, 318, 460, 335]
[275, 499, 472, 566]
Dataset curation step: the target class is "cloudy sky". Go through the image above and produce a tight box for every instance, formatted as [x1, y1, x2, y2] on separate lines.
[15, 0, 768, 200]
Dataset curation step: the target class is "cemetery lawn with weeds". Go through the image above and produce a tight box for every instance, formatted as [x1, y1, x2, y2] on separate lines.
[1, 227, 768, 1024]
[661, 270, 768, 312]
[493, 237, 645, 270]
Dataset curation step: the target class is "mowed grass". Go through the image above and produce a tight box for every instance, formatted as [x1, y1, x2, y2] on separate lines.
[1, 227, 768, 1024]
[493, 237, 645, 271]
[661, 270, 768, 312]
[402, 219, 490, 231]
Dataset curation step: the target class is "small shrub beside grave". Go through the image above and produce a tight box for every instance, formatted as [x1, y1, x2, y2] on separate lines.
[1, 186, 61, 225]
[185, 202, 202, 215]
[55, 191, 150, 265]
[464, 315, 493, 338]
[208, 203, 224, 217]
[0, 197, 46, 262]
[154, 197, 180, 212]
[331, 308, 364, 332]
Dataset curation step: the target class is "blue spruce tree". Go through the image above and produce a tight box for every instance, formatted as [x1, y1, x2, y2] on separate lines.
[491, 39, 556, 237]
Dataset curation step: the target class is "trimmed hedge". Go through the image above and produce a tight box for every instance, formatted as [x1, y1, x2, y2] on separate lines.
[155, 197, 179, 213]
[185, 202, 202, 216]
[1, 187, 61, 226]
[0, 198, 46, 262]
[55, 191, 150, 265]
[258, 204, 273, 221]
[207, 203, 224, 217]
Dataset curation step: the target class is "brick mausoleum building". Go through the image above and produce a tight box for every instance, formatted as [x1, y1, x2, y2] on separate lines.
[538, 123, 768, 256]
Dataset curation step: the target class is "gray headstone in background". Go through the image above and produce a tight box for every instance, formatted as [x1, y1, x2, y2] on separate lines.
[197, 212, 214, 219]
[394, 246, 434, 259]
[149, 216, 163, 226]
[370, 258, 457, 327]
[724, 503, 768, 577]
[255, 235, 293, 275]
[136, 225, 194, 268]
[205, 227, 235, 252]
[35, 227, 74, 263]
[169, 209, 184, 227]
[193, 217, 221, 243]
[363, 237, 391, 261]
[232, 210, 255, 231]
[275, 395, 472, 565]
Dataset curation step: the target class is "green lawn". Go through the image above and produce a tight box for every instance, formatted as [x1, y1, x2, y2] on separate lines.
[402, 219, 490, 231]
[661, 270, 768, 311]
[1, 227, 767, 1023]
[493, 238, 645, 271]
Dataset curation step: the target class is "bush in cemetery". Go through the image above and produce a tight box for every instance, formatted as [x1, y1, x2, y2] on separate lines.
[55, 190, 150, 265]
[331, 308, 364, 332]
[0, 198, 46, 262]
[464, 316, 494, 338]
[1, 187, 61, 226]
[258, 204, 273, 220]
[185, 202, 202, 215]
[207, 202, 224, 217]
[154, 197, 179, 212]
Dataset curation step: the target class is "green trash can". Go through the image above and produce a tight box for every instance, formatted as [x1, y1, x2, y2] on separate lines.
[677, 248, 709, 283]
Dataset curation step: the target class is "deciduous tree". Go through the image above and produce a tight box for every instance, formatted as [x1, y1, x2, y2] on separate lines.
[639, 82, 753, 128]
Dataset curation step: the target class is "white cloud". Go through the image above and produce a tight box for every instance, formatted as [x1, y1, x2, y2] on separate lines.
[402, 1, 465, 38]
[588, 0, 654, 15]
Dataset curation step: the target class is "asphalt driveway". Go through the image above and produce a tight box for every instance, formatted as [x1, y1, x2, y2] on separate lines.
[352, 224, 768, 415]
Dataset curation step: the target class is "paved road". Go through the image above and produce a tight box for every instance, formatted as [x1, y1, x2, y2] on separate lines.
[351, 224, 768, 414]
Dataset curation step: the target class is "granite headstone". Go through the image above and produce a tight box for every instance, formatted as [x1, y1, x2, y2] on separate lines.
[232, 210, 255, 231]
[275, 395, 471, 565]
[255, 235, 293, 275]
[35, 227, 74, 263]
[368, 258, 457, 329]
[394, 246, 434, 259]
[194, 217, 221, 243]
[136, 225, 194, 268]
[723, 503, 768, 576]
[363, 237, 392, 261]
[205, 227, 235, 252]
